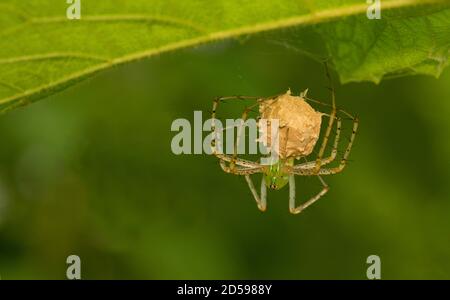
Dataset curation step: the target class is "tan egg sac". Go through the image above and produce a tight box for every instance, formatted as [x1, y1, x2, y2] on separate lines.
[258, 90, 322, 159]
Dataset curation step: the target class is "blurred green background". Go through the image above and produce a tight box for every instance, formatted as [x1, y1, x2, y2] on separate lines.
[0, 36, 449, 279]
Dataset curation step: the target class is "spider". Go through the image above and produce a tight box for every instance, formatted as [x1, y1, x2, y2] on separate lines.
[210, 66, 359, 214]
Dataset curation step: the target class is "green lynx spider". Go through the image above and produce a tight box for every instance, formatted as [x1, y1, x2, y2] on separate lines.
[211, 69, 359, 215]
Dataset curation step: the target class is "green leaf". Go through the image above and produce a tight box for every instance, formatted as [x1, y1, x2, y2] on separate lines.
[0, 0, 449, 114]
[318, 6, 450, 83]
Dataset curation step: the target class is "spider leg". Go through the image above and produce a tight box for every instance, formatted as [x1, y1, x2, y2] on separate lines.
[211, 95, 259, 155]
[245, 175, 267, 212]
[292, 115, 359, 176]
[316, 115, 359, 175]
[312, 62, 336, 174]
[211, 93, 287, 170]
[315, 116, 341, 166]
[232, 102, 261, 169]
[215, 153, 261, 168]
[304, 97, 355, 120]
[219, 159, 263, 175]
[288, 174, 329, 214]
[293, 116, 342, 171]
[211, 95, 263, 171]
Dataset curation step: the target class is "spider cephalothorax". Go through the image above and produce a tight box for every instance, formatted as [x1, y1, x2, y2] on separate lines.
[211, 68, 359, 214]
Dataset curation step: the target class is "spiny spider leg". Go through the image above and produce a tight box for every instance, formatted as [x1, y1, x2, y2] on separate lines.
[288, 174, 329, 214]
[211, 95, 263, 172]
[293, 115, 342, 170]
[245, 175, 267, 211]
[315, 115, 359, 175]
[211, 95, 261, 154]
[233, 101, 261, 171]
[219, 160, 263, 175]
[292, 115, 359, 175]
[313, 62, 336, 174]
[304, 97, 355, 120]
[214, 153, 261, 168]
[299, 74, 359, 172]
[211, 123, 261, 169]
